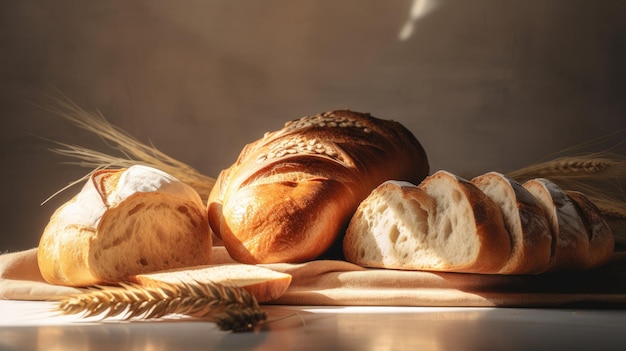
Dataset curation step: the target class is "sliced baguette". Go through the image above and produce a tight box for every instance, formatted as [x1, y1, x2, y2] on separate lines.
[471, 172, 552, 274]
[523, 178, 590, 271]
[344, 171, 511, 273]
[128, 264, 292, 303]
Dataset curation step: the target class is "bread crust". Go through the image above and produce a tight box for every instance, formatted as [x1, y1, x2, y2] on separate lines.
[38, 200, 98, 286]
[565, 190, 615, 269]
[208, 110, 429, 264]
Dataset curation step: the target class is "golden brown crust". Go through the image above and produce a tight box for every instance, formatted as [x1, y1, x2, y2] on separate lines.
[37, 199, 98, 286]
[208, 110, 429, 264]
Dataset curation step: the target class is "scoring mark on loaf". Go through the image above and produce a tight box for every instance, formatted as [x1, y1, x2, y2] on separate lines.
[255, 111, 372, 164]
[128, 203, 145, 216]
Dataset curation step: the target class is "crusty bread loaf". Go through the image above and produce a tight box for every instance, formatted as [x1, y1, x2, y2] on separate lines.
[471, 172, 552, 274]
[344, 172, 614, 274]
[208, 110, 429, 264]
[38, 165, 212, 287]
[343, 171, 511, 273]
[128, 264, 292, 303]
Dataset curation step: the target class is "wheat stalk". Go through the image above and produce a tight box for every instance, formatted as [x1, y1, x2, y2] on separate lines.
[505, 141, 626, 246]
[55, 280, 267, 332]
[506, 152, 626, 219]
[35, 91, 215, 201]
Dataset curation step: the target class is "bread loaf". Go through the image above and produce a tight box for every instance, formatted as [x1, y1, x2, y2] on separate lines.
[208, 110, 429, 264]
[343, 171, 511, 273]
[38, 165, 212, 287]
[128, 264, 292, 303]
[344, 171, 614, 274]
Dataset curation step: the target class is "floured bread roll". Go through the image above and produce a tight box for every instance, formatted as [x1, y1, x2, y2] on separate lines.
[38, 165, 212, 287]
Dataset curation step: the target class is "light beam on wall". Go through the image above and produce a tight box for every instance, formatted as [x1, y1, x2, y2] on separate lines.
[398, 0, 439, 41]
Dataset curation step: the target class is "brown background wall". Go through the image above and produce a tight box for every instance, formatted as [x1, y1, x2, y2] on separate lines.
[1, 0, 625, 252]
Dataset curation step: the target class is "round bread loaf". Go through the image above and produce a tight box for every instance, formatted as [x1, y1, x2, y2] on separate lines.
[38, 165, 212, 287]
[208, 110, 429, 264]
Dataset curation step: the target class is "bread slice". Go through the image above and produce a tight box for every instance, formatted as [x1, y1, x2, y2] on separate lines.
[523, 178, 589, 271]
[128, 264, 292, 303]
[471, 172, 552, 274]
[565, 190, 614, 269]
[344, 171, 511, 273]
[343, 181, 435, 269]
[38, 165, 213, 287]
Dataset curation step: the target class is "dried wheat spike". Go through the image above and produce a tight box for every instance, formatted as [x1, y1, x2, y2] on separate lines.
[37, 92, 215, 201]
[55, 280, 267, 332]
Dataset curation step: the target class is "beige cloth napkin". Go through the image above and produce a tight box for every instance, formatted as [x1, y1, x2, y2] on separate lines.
[2, 247, 626, 307]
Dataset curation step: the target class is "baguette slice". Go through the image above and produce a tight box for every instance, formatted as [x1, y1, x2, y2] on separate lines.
[565, 190, 614, 270]
[471, 172, 552, 274]
[128, 264, 292, 303]
[344, 171, 511, 273]
[523, 178, 589, 271]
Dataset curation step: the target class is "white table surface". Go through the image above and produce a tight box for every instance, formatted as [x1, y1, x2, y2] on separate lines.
[1, 300, 625, 351]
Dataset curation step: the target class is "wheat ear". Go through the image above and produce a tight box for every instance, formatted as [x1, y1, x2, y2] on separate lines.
[506, 151, 626, 220]
[55, 280, 267, 332]
[34, 91, 215, 201]
[505, 141, 626, 246]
